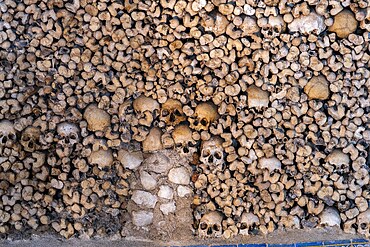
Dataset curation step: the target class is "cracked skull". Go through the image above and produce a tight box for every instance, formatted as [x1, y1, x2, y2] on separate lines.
[133, 95, 160, 127]
[160, 99, 186, 126]
[200, 136, 224, 172]
[20, 126, 41, 152]
[0, 120, 17, 147]
[198, 211, 223, 238]
[189, 102, 219, 131]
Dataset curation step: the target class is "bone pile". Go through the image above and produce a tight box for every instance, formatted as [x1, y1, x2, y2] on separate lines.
[0, 0, 370, 241]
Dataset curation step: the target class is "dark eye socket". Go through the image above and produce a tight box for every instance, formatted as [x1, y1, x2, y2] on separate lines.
[174, 109, 182, 116]
[214, 152, 222, 160]
[162, 110, 169, 116]
[212, 224, 220, 231]
[202, 149, 210, 157]
[200, 222, 208, 230]
[200, 118, 208, 126]
[22, 136, 30, 141]
[240, 223, 247, 230]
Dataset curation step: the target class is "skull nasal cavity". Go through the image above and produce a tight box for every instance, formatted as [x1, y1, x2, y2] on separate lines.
[208, 155, 214, 163]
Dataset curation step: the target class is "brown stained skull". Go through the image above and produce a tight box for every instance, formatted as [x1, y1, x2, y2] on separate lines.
[198, 211, 223, 238]
[172, 124, 197, 158]
[200, 136, 224, 172]
[160, 99, 186, 126]
[189, 102, 219, 131]
[0, 120, 17, 147]
[20, 126, 41, 152]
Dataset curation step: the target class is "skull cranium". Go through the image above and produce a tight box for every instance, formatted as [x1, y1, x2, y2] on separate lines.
[198, 211, 223, 238]
[20, 126, 41, 152]
[56, 122, 80, 157]
[260, 15, 286, 39]
[319, 207, 341, 227]
[189, 102, 219, 131]
[0, 120, 17, 147]
[172, 124, 197, 158]
[160, 99, 186, 126]
[239, 212, 260, 235]
[133, 95, 160, 127]
[200, 136, 224, 172]
[357, 209, 370, 237]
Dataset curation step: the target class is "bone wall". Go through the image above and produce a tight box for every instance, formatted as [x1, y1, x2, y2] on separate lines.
[0, 0, 370, 241]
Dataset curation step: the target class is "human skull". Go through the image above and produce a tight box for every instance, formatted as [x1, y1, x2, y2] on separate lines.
[200, 136, 224, 172]
[0, 120, 17, 147]
[172, 124, 197, 158]
[55, 122, 80, 157]
[20, 126, 41, 152]
[247, 86, 270, 109]
[198, 211, 223, 238]
[261, 15, 286, 39]
[160, 99, 186, 126]
[319, 207, 341, 227]
[83, 104, 111, 132]
[189, 102, 219, 131]
[288, 12, 326, 35]
[258, 157, 282, 183]
[200, 12, 229, 37]
[56, 122, 80, 146]
[239, 212, 260, 235]
[133, 95, 160, 127]
[357, 209, 370, 237]
[326, 149, 350, 167]
[240, 17, 260, 36]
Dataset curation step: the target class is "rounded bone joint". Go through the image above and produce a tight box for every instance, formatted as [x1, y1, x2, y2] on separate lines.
[83, 104, 111, 132]
[87, 148, 113, 168]
[247, 85, 270, 108]
[328, 9, 358, 38]
[304, 76, 329, 100]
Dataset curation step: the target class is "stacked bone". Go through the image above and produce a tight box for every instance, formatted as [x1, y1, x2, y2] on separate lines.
[0, 0, 369, 240]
